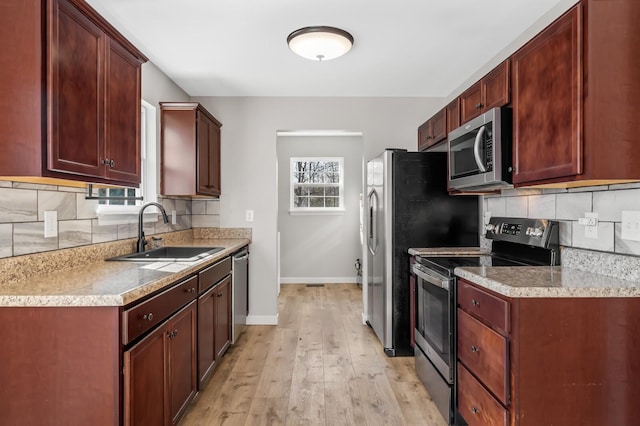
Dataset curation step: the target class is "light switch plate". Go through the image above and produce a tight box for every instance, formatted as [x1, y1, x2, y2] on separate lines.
[44, 210, 57, 238]
[621, 210, 640, 241]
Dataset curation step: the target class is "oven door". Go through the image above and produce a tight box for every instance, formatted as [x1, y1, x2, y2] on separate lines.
[412, 263, 454, 383]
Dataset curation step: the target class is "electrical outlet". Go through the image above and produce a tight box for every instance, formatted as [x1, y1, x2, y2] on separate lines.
[44, 210, 57, 238]
[582, 212, 598, 239]
[245, 209, 254, 222]
[171, 210, 177, 225]
[621, 211, 640, 242]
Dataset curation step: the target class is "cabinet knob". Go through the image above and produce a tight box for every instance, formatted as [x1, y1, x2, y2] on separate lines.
[167, 330, 179, 339]
[143, 313, 154, 321]
[472, 407, 480, 414]
[471, 299, 479, 307]
[471, 345, 480, 353]
[109, 159, 115, 167]
[475, 103, 483, 109]
[102, 159, 116, 167]
[217, 293, 223, 298]
[187, 287, 196, 293]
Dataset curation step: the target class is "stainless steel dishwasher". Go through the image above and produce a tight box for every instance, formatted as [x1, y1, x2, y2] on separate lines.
[232, 248, 249, 343]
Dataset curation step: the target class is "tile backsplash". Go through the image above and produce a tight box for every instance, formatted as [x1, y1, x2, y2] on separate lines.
[483, 182, 640, 257]
[0, 181, 221, 259]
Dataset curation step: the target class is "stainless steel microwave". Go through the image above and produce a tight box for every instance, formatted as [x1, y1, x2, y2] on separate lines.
[448, 107, 513, 191]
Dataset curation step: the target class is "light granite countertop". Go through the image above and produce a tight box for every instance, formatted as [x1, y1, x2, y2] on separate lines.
[0, 238, 250, 307]
[455, 266, 640, 298]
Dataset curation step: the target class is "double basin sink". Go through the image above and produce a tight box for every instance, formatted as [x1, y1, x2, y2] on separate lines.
[108, 246, 224, 262]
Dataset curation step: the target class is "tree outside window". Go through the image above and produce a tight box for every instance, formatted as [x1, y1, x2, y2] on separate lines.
[290, 157, 344, 213]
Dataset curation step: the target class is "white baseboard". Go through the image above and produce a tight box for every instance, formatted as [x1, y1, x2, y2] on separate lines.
[280, 277, 358, 284]
[246, 313, 279, 325]
[361, 312, 367, 325]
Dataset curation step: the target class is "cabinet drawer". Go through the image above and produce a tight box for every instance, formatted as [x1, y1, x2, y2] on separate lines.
[458, 279, 510, 334]
[458, 363, 508, 426]
[198, 257, 231, 293]
[458, 309, 509, 404]
[123, 275, 198, 345]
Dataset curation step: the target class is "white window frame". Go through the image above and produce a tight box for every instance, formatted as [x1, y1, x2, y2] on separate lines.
[289, 157, 345, 215]
[96, 100, 159, 223]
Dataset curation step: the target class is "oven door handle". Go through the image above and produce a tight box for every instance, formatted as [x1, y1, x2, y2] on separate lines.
[412, 264, 450, 290]
[473, 125, 487, 172]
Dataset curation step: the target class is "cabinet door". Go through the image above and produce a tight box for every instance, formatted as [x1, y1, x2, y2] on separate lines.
[483, 60, 510, 111]
[196, 111, 221, 196]
[48, 0, 105, 178]
[460, 81, 483, 123]
[431, 108, 447, 144]
[105, 39, 141, 184]
[446, 98, 460, 134]
[197, 285, 216, 387]
[512, 5, 582, 184]
[215, 276, 232, 359]
[168, 301, 197, 426]
[123, 323, 168, 426]
[417, 120, 431, 151]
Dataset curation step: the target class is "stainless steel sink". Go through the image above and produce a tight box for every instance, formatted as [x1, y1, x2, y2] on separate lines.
[107, 246, 224, 262]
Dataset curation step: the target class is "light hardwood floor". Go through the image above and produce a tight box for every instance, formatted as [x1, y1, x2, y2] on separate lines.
[180, 283, 447, 426]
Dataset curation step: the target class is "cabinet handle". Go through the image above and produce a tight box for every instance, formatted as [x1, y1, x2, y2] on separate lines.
[471, 299, 479, 307]
[142, 313, 154, 321]
[186, 287, 196, 293]
[109, 159, 115, 168]
[475, 102, 483, 109]
[472, 407, 480, 414]
[167, 330, 179, 339]
[217, 293, 223, 297]
[471, 345, 480, 353]
[101, 159, 116, 167]
[102, 159, 110, 166]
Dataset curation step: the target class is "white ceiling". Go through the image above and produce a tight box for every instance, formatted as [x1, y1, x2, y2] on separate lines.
[86, 0, 569, 98]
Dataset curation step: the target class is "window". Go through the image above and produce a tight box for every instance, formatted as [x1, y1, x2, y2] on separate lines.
[290, 157, 344, 213]
[96, 100, 158, 221]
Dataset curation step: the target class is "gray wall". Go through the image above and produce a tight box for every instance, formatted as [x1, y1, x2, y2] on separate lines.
[277, 135, 363, 283]
[192, 96, 444, 324]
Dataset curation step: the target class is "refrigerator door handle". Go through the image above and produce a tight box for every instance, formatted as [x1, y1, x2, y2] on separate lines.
[368, 189, 378, 255]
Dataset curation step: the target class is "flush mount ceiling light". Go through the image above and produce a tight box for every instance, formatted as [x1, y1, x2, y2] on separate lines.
[287, 26, 354, 61]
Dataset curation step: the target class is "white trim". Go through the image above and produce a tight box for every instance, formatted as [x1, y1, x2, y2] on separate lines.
[288, 208, 345, 215]
[141, 100, 158, 204]
[361, 311, 367, 325]
[246, 314, 279, 325]
[280, 277, 358, 284]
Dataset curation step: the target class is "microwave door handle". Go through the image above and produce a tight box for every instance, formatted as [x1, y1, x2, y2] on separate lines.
[473, 125, 487, 172]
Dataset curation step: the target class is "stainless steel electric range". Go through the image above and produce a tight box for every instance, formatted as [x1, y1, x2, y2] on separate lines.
[412, 217, 560, 425]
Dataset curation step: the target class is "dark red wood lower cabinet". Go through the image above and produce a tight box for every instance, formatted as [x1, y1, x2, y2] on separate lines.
[124, 301, 197, 426]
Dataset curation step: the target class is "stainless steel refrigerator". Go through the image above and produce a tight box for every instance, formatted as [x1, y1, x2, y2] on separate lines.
[366, 149, 479, 356]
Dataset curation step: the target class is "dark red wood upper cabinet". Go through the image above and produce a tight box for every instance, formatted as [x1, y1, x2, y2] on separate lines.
[511, 5, 582, 185]
[161, 102, 222, 196]
[460, 60, 510, 123]
[417, 108, 447, 151]
[0, 0, 146, 186]
[445, 98, 460, 135]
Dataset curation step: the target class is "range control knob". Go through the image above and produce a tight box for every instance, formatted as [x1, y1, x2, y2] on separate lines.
[485, 223, 497, 233]
[527, 227, 544, 237]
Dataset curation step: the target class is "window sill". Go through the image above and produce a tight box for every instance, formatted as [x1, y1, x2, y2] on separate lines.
[96, 205, 162, 226]
[289, 209, 345, 216]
